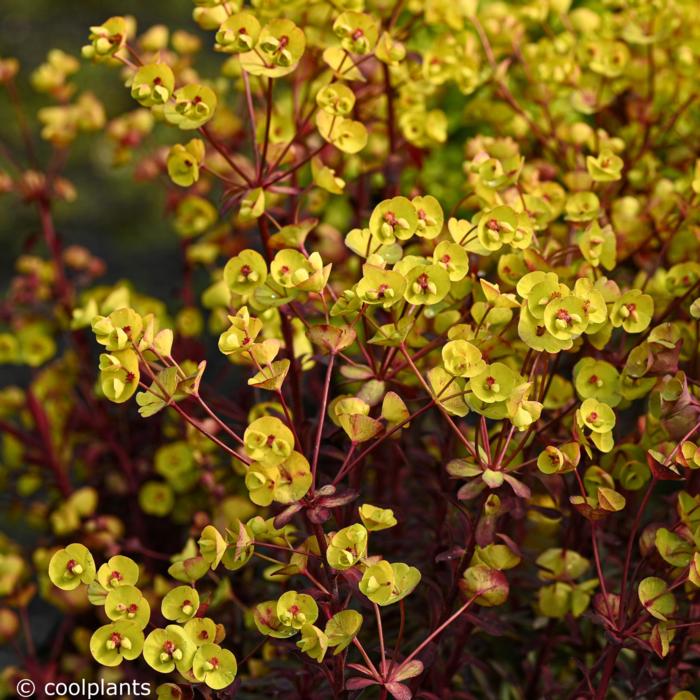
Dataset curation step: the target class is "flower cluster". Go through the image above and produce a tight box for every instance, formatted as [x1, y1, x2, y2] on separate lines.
[1, 0, 700, 698]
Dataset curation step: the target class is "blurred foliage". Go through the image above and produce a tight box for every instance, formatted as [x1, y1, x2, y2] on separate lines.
[0, 1, 200, 297]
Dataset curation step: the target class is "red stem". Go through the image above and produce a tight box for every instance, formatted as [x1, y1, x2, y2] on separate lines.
[311, 354, 335, 485]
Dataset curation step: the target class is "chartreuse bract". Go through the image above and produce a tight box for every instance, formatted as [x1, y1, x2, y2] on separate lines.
[0, 0, 697, 697]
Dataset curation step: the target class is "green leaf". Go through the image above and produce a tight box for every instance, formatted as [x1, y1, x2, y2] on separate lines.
[325, 610, 363, 654]
[638, 577, 676, 621]
[136, 366, 178, 417]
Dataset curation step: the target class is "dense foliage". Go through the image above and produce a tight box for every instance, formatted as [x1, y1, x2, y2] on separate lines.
[2, 0, 700, 698]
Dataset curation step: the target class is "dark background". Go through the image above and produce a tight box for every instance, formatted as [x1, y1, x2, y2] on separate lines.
[0, 0, 206, 299]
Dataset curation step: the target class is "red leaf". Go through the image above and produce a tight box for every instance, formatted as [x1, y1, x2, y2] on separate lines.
[386, 681, 413, 700]
[457, 480, 486, 500]
[646, 451, 684, 481]
[503, 473, 531, 498]
[392, 659, 424, 682]
[273, 502, 303, 529]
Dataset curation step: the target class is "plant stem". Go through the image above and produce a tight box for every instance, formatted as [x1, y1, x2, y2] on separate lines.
[373, 603, 387, 676]
[403, 592, 481, 666]
[400, 345, 478, 460]
[311, 354, 335, 485]
[594, 644, 621, 700]
[259, 78, 274, 180]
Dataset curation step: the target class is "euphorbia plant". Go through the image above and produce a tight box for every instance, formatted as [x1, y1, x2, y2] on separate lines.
[2, 0, 700, 698]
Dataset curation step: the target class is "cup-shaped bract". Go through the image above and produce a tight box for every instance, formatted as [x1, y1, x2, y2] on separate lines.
[90, 620, 145, 667]
[130, 64, 174, 107]
[144, 625, 196, 674]
[214, 13, 261, 54]
[164, 84, 218, 130]
[48, 543, 96, 591]
[162, 585, 200, 623]
[244, 416, 294, 466]
[277, 590, 319, 630]
[327, 524, 368, 570]
[192, 643, 238, 689]
[97, 555, 140, 589]
[105, 585, 151, 629]
[325, 610, 363, 654]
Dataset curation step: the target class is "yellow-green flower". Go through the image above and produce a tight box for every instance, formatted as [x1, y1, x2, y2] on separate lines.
[192, 643, 237, 689]
[325, 610, 363, 654]
[333, 12, 379, 55]
[48, 543, 96, 591]
[578, 221, 616, 270]
[578, 398, 615, 434]
[218, 307, 264, 357]
[162, 586, 199, 623]
[253, 600, 296, 638]
[356, 265, 406, 307]
[240, 19, 306, 77]
[97, 555, 139, 589]
[174, 195, 217, 238]
[84, 17, 127, 58]
[469, 363, 520, 404]
[144, 625, 196, 674]
[543, 296, 588, 341]
[184, 617, 218, 647]
[476, 206, 517, 252]
[244, 416, 294, 466]
[214, 13, 261, 54]
[92, 307, 143, 351]
[245, 462, 280, 507]
[167, 138, 205, 187]
[164, 84, 217, 130]
[369, 197, 418, 244]
[98, 349, 140, 404]
[277, 590, 318, 629]
[327, 524, 368, 570]
[90, 621, 144, 667]
[442, 339, 486, 378]
[130, 64, 174, 107]
[433, 241, 469, 281]
[413, 195, 444, 239]
[573, 358, 621, 406]
[359, 504, 397, 531]
[359, 561, 394, 605]
[610, 290, 653, 333]
[586, 148, 623, 182]
[270, 249, 327, 293]
[316, 82, 356, 116]
[565, 192, 599, 222]
[359, 560, 421, 606]
[273, 451, 312, 504]
[198, 525, 227, 569]
[224, 249, 268, 296]
[576, 398, 615, 452]
[404, 264, 451, 305]
[104, 586, 150, 629]
[297, 624, 328, 662]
